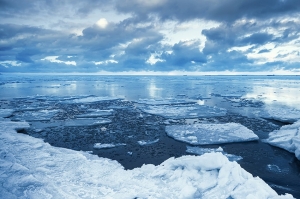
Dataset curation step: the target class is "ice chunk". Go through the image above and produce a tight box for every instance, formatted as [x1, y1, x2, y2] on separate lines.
[93, 143, 126, 149]
[136, 98, 196, 105]
[137, 138, 159, 146]
[264, 120, 300, 160]
[139, 104, 226, 119]
[12, 109, 60, 121]
[67, 96, 123, 103]
[166, 123, 258, 145]
[75, 109, 113, 118]
[186, 146, 243, 162]
[254, 105, 300, 123]
[64, 118, 111, 127]
[0, 109, 13, 118]
[0, 120, 294, 198]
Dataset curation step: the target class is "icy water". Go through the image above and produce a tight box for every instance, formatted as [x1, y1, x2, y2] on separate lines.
[1, 74, 300, 197]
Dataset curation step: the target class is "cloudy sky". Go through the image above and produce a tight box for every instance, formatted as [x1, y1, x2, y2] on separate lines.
[1, 0, 300, 74]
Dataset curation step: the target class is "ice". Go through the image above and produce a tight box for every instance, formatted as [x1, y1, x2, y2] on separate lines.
[93, 143, 126, 149]
[136, 98, 196, 105]
[67, 96, 123, 103]
[64, 118, 111, 127]
[0, 109, 13, 118]
[137, 138, 159, 146]
[75, 109, 113, 118]
[186, 146, 243, 162]
[12, 109, 60, 121]
[264, 120, 300, 160]
[0, 119, 294, 198]
[139, 104, 227, 119]
[166, 123, 259, 145]
[254, 105, 300, 123]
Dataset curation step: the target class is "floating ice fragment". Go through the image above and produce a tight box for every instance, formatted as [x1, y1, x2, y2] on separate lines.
[64, 118, 111, 127]
[264, 119, 300, 160]
[75, 109, 113, 118]
[0, 109, 13, 118]
[254, 105, 300, 123]
[186, 146, 243, 162]
[139, 104, 226, 119]
[137, 138, 159, 146]
[166, 123, 258, 145]
[93, 143, 126, 149]
[67, 96, 123, 103]
[136, 98, 196, 105]
[12, 109, 60, 121]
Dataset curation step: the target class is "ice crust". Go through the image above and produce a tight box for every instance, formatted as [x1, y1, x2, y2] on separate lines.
[264, 120, 300, 160]
[186, 146, 243, 162]
[0, 114, 294, 198]
[139, 104, 227, 119]
[166, 123, 259, 145]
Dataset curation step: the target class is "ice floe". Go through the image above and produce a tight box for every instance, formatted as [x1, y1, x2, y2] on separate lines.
[0, 118, 294, 198]
[0, 109, 13, 118]
[136, 98, 196, 105]
[186, 146, 243, 162]
[64, 118, 111, 127]
[254, 105, 300, 123]
[12, 109, 60, 121]
[139, 104, 226, 119]
[75, 109, 113, 118]
[166, 123, 258, 145]
[93, 143, 126, 149]
[264, 120, 300, 160]
[67, 96, 123, 103]
[137, 138, 159, 146]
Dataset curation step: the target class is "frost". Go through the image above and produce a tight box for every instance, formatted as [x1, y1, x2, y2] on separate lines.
[166, 123, 258, 145]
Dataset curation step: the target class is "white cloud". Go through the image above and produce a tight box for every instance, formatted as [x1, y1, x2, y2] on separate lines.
[146, 53, 165, 65]
[41, 56, 77, 66]
[0, 61, 21, 68]
[93, 60, 118, 65]
[96, 18, 108, 28]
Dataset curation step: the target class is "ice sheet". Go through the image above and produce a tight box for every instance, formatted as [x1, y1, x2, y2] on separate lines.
[139, 104, 227, 119]
[0, 119, 294, 198]
[136, 98, 196, 105]
[264, 120, 300, 160]
[166, 123, 259, 145]
[12, 109, 60, 121]
[186, 146, 243, 162]
[64, 118, 112, 127]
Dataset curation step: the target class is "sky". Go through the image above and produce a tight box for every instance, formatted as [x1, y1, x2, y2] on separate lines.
[1, 0, 300, 74]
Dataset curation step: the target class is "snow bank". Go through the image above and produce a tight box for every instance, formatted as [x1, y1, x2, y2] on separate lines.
[139, 104, 226, 119]
[166, 123, 258, 145]
[264, 120, 300, 160]
[0, 114, 294, 198]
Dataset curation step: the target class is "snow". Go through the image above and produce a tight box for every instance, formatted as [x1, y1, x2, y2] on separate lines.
[139, 104, 227, 119]
[136, 98, 196, 105]
[166, 123, 259, 145]
[137, 138, 159, 146]
[264, 120, 300, 160]
[254, 105, 300, 123]
[93, 143, 126, 149]
[186, 146, 243, 162]
[12, 109, 60, 121]
[0, 109, 13, 118]
[0, 113, 294, 198]
[67, 96, 123, 103]
[64, 118, 112, 127]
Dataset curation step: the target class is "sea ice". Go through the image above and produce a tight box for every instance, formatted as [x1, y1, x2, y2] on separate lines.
[139, 104, 226, 119]
[12, 109, 60, 121]
[75, 109, 113, 118]
[264, 120, 300, 160]
[137, 138, 159, 146]
[0, 119, 294, 198]
[67, 96, 123, 103]
[93, 143, 126, 149]
[166, 123, 258, 145]
[0, 109, 13, 118]
[254, 105, 300, 123]
[186, 146, 243, 162]
[136, 98, 196, 105]
[64, 118, 112, 127]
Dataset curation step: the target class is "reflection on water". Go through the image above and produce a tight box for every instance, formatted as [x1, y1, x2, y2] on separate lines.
[0, 74, 300, 109]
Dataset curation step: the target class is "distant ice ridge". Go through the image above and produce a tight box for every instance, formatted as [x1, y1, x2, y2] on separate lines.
[0, 120, 294, 199]
[139, 104, 226, 119]
[264, 119, 300, 160]
[254, 104, 300, 123]
[136, 98, 196, 105]
[166, 123, 258, 145]
[186, 146, 243, 162]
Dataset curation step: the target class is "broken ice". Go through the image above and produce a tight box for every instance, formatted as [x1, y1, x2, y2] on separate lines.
[67, 96, 123, 103]
[137, 138, 159, 146]
[0, 109, 13, 118]
[264, 119, 300, 160]
[64, 118, 111, 127]
[139, 104, 226, 119]
[75, 109, 113, 118]
[166, 123, 258, 145]
[12, 109, 60, 121]
[93, 143, 126, 149]
[136, 98, 196, 105]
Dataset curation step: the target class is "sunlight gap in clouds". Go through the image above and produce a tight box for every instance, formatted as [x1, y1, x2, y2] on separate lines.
[41, 56, 76, 66]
